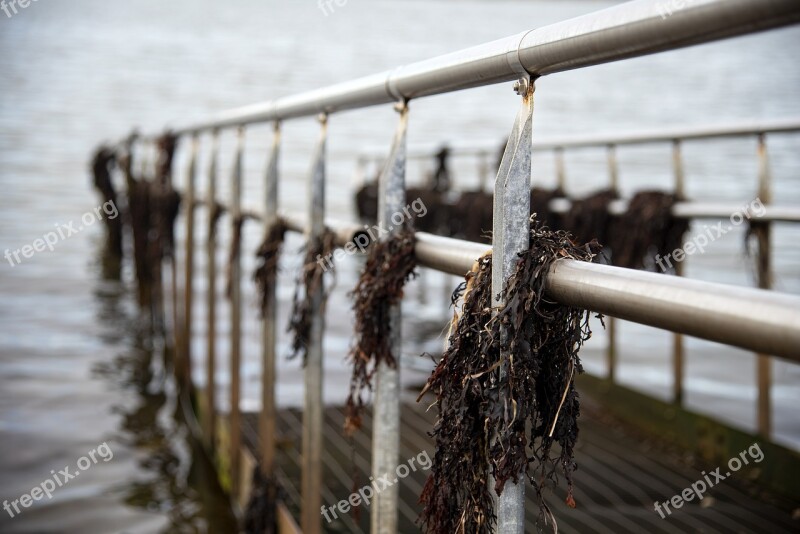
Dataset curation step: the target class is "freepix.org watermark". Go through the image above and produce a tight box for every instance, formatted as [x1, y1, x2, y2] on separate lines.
[318, 0, 348, 17]
[654, 197, 765, 272]
[654, 442, 764, 519]
[4, 200, 119, 268]
[316, 197, 427, 272]
[1, 0, 39, 19]
[3, 442, 114, 519]
[321, 450, 432, 523]
[656, 0, 694, 20]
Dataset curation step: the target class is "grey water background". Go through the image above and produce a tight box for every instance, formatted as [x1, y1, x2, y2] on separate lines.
[1, 0, 799, 531]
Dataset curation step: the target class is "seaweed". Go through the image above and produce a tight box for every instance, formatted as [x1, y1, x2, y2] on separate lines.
[449, 190, 493, 243]
[286, 229, 338, 365]
[530, 187, 565, 231]
[609, 191, 688, 270]
[253, 219, 289, 317]
[418, 217, 599, 534]
[90, 145, 123, 259]
[225, 215, 246, 300]
[243, 466, 278, 534]
[430, 146, 452, 193]
[562, 188, 618, 261]
[344, 225, 417, 435]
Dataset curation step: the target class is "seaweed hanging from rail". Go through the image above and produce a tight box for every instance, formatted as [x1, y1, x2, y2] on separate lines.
[225, 215, 247, 300]
[562, 188, 618, 261]
[91, 145, 123, 260]
[418, 217, 599, 534]
[744, 219, 771, 288]
[609, 190, 688, 271]
[530, 187, 566, 231]
[286, 229, 338, 365]
[253, 218, 289, 317]
[243, 466, 278, 534]
[344, 225, 417, 435]
[152, 132, 182, 260]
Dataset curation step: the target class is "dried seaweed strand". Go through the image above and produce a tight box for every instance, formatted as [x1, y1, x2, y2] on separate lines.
[286, 229, 337, 365]
[610, 190, 687, 270]
[419, 217, 599, 534]
[253, 218, 289, 317]
[344, 226, 417, 435]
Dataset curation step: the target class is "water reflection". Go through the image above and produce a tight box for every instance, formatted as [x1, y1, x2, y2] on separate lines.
[90, 239, 237, 533]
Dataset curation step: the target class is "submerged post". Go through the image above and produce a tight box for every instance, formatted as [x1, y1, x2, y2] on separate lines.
[181, 134, 199, 389]
[230, 127, 245, 497]
[302, 114, 327, 534]
[371, 101, 409, 534]
[671, 139, 685, 405]
[491, 77, 533, 533]
[755, 133, 772, 437]
[260, 122, 280, 479]
[205, 130, 220, 449]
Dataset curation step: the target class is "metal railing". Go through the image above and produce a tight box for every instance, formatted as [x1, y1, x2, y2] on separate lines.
[357, 117, 800, 428]
[127, 0, 800, 532]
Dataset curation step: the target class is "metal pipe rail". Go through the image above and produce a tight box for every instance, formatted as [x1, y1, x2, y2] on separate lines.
[146, 0, 800, 135]
[548, 198, 800, 223]
[413, 232, 800, 363]
[240, 214, 800, 362]
[357, 117, 800, 160]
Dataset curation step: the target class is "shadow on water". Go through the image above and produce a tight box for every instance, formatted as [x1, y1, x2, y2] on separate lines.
[90, 245, 238, 533]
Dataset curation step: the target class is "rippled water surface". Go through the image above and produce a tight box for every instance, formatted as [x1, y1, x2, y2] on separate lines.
[1, 0, 799, 531]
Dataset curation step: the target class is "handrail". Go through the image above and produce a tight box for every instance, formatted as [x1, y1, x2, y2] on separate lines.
[147, 0, 800, 135]
[413, 232, 800, 362]
[243, 214, 800, 362]
[357, 117, 800, 160]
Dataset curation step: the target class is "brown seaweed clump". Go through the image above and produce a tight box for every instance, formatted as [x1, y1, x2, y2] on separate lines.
[609, 191, 688, 270]
[562, 188, 618, 259]
[530, 187, 566, 231]
[286, 229, 338, 365]
[91, 146, 123, 259]
[253, 219, 289, 317]
[344, 226, 417, 435]
[243, 466, 277, 534]
[418, 217, 599, 534]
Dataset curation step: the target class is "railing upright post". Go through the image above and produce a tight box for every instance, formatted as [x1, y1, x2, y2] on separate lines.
[261, 122, 281, 479]
[672, 139, 685, 405]
[606, 143, 619, 382]
[205, 130, 220, 450]
[230, 127, 245, 498]
[756, 132, 773, 437]
[555, 146, 566, 190]
[181, 134, 199, 388]
[491, 77, 533, 534]
[302, 115, 327, 534]
[371, 102, 409, 534]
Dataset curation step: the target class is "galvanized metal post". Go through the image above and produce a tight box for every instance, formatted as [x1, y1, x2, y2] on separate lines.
[302, 115, 327, 534]
[205, 130, 220, 449]
[371, 102, 409, 534]
[182, 134, 199, 388]
[671, 139, 685, 405]
[491, 77, 533, 534]
[606, 144, 619, 382]
[756, 133, 772, 437]
[555, 147, 566, 190]
[260, 122, 281, 479]
[230, 127, 245, 498]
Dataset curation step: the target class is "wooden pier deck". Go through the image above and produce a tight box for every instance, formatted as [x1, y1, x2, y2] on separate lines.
[240, 393, 797, 533]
